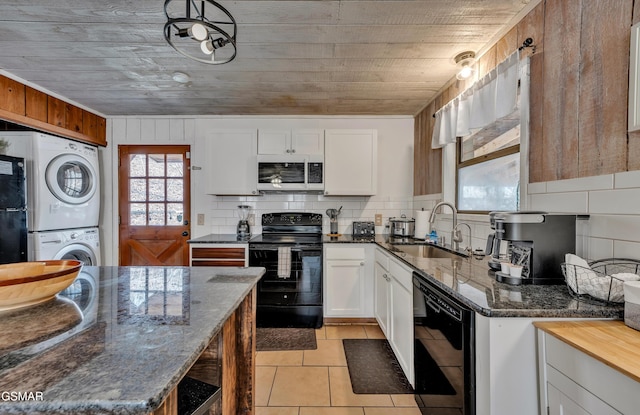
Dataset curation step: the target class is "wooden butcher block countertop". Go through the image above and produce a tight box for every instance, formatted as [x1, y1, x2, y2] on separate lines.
[534, 320, 640, 383]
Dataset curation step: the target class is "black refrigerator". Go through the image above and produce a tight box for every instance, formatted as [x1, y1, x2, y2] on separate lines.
[0, 154, 27, 264]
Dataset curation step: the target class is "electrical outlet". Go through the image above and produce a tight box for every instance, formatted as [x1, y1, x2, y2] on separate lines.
[197, 213, 205, 226]
[248, 213, 255, 226]
[375, 214, 382, 226]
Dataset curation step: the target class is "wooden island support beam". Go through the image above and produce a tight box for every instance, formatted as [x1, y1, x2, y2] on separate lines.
[153, 287, 256, 415]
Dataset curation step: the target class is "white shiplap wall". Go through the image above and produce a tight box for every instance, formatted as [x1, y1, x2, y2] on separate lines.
[102, 116, 414, 265]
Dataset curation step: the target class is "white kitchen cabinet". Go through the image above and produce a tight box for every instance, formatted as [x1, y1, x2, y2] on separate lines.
[324, 245, 374, 318]
[536, 329, 638, 415]
[258, 129, 324, 155]
[202, 129, 259, 195]
[373, 246, 414, 384]
[324, 129, 377, 196]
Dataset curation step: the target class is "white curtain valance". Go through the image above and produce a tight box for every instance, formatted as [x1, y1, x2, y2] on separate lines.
[431, 50, 520, 149]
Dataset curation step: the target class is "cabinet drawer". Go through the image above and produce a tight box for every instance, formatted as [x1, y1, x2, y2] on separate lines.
[192, 260, 246, 267]
[192, 247, 246, 259]
[325, 246, 366, 260]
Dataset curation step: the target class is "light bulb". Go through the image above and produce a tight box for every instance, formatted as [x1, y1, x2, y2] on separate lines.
[200, 40, 214, 55]
[189, 23, 208, 41]
[457, 65, 474, 80]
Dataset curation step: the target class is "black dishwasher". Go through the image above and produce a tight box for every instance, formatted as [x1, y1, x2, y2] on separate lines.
[413, 272, 475, 415]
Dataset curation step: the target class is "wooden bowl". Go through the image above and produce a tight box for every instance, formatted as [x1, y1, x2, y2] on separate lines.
[0, 260, 83, 311]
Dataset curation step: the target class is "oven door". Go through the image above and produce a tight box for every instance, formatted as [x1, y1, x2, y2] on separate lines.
[413, 274, 475, 415]
[250, 244, 322, 306]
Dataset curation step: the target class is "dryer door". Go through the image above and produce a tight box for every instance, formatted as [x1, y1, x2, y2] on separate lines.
[45, 154, 98, 205]
[55, 243, 97, 266]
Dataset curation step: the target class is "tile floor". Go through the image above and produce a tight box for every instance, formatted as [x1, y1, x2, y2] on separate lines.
[256, 324, 422, 415]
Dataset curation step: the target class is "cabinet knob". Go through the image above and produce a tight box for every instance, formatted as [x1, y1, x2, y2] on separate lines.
[291, 149, 296, 153]
[286, 149, 291, 153]
[360, 262, 365, 266]
[252, 190, 257, 194]
[325, 191, 329, 195]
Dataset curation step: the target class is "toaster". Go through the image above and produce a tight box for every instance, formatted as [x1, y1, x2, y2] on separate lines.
[352, 221, 375, 237]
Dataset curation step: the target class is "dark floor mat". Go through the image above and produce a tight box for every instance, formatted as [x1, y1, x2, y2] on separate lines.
[343, 339, 413, 394]
[256, 327, 317, 351]
[414, 339, 456, 396]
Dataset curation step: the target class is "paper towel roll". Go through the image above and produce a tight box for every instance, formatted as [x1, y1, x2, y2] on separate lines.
[414, 210, 431, 240]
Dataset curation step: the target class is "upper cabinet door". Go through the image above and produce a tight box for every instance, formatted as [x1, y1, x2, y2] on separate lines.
[202, 129, 259, 195]
[324, 129, 377, 196]
[258, 129, 324, 155]
[291, 129, 324, 155]
[258, 130, 291, 154]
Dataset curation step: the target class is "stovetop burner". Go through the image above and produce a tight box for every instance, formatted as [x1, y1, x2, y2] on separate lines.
[251, 212, 324, 245]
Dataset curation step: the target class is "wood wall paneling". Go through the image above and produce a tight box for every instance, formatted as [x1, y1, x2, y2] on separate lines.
[82, 110, 98, 138]
[517, 1, 546, 57]
[496, 26, 518, 61]
[577, 0, 632, 177]
[65, 103, 83, 133]
[477, 45, 497, 78]
[541, 0, 582, 181]
[25, 87, 48, 122]
[529, 52, 546, 183]
[47, 96, 65, 128]
[0, 75, 25, 115]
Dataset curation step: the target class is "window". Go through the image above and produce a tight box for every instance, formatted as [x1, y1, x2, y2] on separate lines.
[456, 113, 520, 213]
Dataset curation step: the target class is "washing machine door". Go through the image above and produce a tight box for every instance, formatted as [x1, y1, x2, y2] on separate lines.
[45, 154, 98, 205]
[55, 243, 97, 266]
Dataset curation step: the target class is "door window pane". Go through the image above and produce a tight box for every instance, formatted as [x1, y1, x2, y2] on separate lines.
[129, 179, 146, 202]
[130, 203, 147, 225]
[148, 179, 165, 201]
[167, 203, 184, 226]
[129, 155, 146, 177]
[148, 203, 165, 225]
[148, 154, 165, 177]
[167, 155, 184, 177]
[167, 179, 183, 201]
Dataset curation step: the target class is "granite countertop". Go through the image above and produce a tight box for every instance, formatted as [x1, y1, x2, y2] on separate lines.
[0, 266, 264, 415]
[188, 233, 251, 244]
[324, 234, 624, 319]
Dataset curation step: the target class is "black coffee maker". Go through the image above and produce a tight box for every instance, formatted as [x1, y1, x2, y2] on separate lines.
[490, 212, 578, 285]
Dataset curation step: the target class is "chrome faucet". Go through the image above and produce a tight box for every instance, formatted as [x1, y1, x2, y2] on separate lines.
[454, 222, 472, 253]
[429, 202, 463, 251]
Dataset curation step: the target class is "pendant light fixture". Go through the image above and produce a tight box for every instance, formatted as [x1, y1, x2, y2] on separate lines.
[164, 0, 237, 64]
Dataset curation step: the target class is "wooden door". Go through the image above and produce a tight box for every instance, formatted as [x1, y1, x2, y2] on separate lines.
[118, 145, 191, 266]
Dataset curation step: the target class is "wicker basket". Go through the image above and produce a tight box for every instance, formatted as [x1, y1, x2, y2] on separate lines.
[561, 258, 640, 304]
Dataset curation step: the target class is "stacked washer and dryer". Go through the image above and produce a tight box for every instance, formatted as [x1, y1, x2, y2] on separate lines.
[2, 132, 101, 266]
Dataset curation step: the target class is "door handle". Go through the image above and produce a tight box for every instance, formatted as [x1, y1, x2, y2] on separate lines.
[182, 231, 189, 237]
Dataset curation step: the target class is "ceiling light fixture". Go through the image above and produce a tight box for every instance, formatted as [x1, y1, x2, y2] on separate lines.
[172, 71, 191, 83]
[164, 0, 237, 65]
[454, 51, 476, 80]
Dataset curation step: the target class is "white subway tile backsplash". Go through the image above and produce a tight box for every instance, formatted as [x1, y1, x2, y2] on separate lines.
[615, 170, 640, 189]
[529, 192, 589, 213]
[589, 188, 640, 214]
[613, 240, 640, 260]
[585, 238, 614, 260]
[545, 174, 613, 193]
[527, 182, 547, 194]
[588, 215, 640, 242]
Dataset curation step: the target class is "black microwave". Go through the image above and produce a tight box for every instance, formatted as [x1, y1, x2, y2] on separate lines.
[257, 154, 324, 192]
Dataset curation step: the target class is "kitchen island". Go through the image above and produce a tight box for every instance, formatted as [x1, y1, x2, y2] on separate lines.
[0, 265, 264, 415]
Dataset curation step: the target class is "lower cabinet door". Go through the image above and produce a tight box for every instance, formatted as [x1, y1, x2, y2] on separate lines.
[325, 259, 366, 317]
[390, 278, 413, 384]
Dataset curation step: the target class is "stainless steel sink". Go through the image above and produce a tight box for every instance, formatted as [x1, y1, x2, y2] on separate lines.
[391, 244, 467, 259]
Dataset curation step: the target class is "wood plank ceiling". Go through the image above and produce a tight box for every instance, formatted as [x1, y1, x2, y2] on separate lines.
[0, 0, 534, 116]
